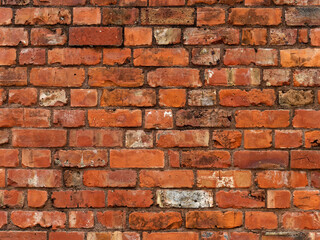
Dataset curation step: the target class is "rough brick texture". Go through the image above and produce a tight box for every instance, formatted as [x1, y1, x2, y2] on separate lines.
[0, 1, 319, 239]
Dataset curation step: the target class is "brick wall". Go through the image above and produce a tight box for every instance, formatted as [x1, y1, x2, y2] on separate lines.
[0, 0, 320, 239]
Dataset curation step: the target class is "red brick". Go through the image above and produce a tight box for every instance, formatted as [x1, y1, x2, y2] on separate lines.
[0, 89, 6, 105]
[219, 89, 275, 107]
[156, 130, 209, 148]
[70, 89, 97, 107]
[129, 212, 182, 230]
[263, 69, 290, 86]
[48, 48, 101, 65]
[0, 190, 24, 208]
[159, 89, 186, 107]
[0, 232, 46, 240]
[270, 29, 297, 45]
[293, 110, 320, 128]
[141, 8, 194, 25]
[64, 171, 82, 187]
[168, 150, 180, 168]
[52, 190, 105, 208]
[182, 151, 231, 168]
[88, 232, 140, 240]
[101, 89, 156, 107]
[134, 48, 189, 66]
[186, 211, 243, 229]
[245, 0, 270, 4]
[281, 48, 320, 67]
[145, 109, 173, 129]
[125, 130, 153, 148]
[184, 27, 239, 45]
[0, 28, 28, 46]
[256, 48, 278, 66]
[102, 8, 139, 25]
[0, 67, 27, 86]
[108, 190, 153, 207]
[140, 170, 194, 188]
[119, 0, 147, 5]
[230, 233, 259, 240]
[0, 48, 15, 65]
[293, 190, 320, 210]
[8, 169, 62, 188]
[73, 7, 100, 25]
[275, 130, 302, 148]
[11, 211, 66, 229]
[235, 110, 290, 128]
[188, 0, 217, 4]
[311, 171, 320, 188]
[286, 7, 320, 26]
[49, 232, 85, 240]
[256, 171, 308, 188]
[31, 28, 67, 46]
[305, 131, 320, 148]
[267, 190, 291, 209]
[242, 28, 267, 45]
[30, 68, 84, 87]
[12, 129, 67, 147]
[28, 190, 47, 208]
[69, 129, 123, 147]
[110, 149, 164, 168]
[212, 130, 242, 149]
[83, 170, 137, 187]
[0, 149, 19, 167]
[69, 27, 122, 46]
[0, 8, 12, 25]
[244, 130, 272, 149]
[53, 110, 85, 128]
[15, 8, 71, 25]
[19, 48, 46, 65]
[97, 211, 126, 229]
[69, 211, 94, 228]
[91, 0, 116, 5]
[197, 7, 225, 26]
[205, 68, 260, 86]
[197, 170, 252, 188]
[234, 151, 288, 169]
[103, 48, 131, 65]
[0, 169, 5, 187]
[299, 28, 308, 43]
[88, 67, 143, 87]
[144, 232, 198, 240]
[54, 150, 108, 168]
[291, 150, 320, 169]
[33, 0, 85, 5]
[148, 68, 201, 87]
[229, 8, 282, 25]
[8, 88, 37, 106]
[125, 27, 152, 46]
[0, 211, 6, 228]
[224, 48, 255, 65]
[22, 149, 51, 168]
[191, 47, 220, 66]
[150, 0, 184, 5]
[245, 211, 278, 229]
[88, 109, 142, 127]
[216, 190, 265, 208]
[282, 212, 320, 230]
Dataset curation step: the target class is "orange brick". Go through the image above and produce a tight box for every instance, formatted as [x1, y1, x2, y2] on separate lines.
[125, 27, 152, 46]
[159, 89, 186, 107]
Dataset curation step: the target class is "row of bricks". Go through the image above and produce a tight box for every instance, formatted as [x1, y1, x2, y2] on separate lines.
[1, 188, 320, 209]
[0, 67, 320, 87]
[0, 209, 318, 230]
[2, 0, 320, 6]
[2, 148, 320, 168]
[2, 109, 320, 128]
[4, 47, 320, 67]
[0, 231, 317, 240]
[1, 7, 320, 27]
[1, 127, 320, 148]
[1, 88, 320, 108]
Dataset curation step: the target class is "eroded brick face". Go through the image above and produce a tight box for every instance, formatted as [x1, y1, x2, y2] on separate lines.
[1, 1, 320, 239]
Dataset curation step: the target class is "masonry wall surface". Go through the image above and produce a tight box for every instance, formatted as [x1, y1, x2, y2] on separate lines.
[0, 0, 320, 239]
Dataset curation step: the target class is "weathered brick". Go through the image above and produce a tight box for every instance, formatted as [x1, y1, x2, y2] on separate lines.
[186, 211, 243, 229]
[263, 69, 291, 86]
[140, 170, 194, 188]
[0, 67, 27, 86]
[159, 89, 186, 107]
[83, 170, 136, 187]
[102, 8, 138, 25]
[286, 8, 320, 26]
[282, 212, 320, 230]
[125, 27, 152, 46]
[110, 149, 164, 168]
[242, 28, 267, 45]
[229, 8, 282, 25]
[212, 130, 242, 149]
[291, 150, 320, 169]
[197, 170, 252, 188]
[144, 232, 198, 240]
[0, 48, 15, 65]
[0, 8, 12, 25]
[19, 48, 45, 65]
[192, 47, 220, 66]
[134, 48, 189, 66]
[275, 130, 302, 149]
[293, 110, 320, 128]
[103, 48, 131, 65]
[256, 171, 308, 188]
[141, 8, 194, 25]
[181, 151, 231, 168]
[73, 7, 100, 25]
[281, 48, 320, 67]
[0, 232, 46, 240]
[245, 212, 278, 229]
[267, 190, 291, 209]
[279, 90, 313, 107]
[188, 89, 216, 106]
[69, 27, 122, 46]
[15, 8, 71, 25]
[270, 29, 297, 45]
[293, 190, 320, 210]
[108, 190, 153, 207]
[244, 130, 272, 149]
[126, 130, 153, 148]
[154, 28, 181, 45]
[216, 190, 265, 208]
[97, 211, 126, 229]
[53, 110, 85, 128]
[157, 190, 214, 208]
[129, 212, 182, 230]
[49, 232, 85, 240]
[197, 7, 225, 26]
[22, 149, 51, 168]
[31, 28, 67, 46]
[234, 151, 289, 169]
[39, 89, 67, 107]
[48, 48, 101, 65]
[145, 109, 174, 129]
[70, 89, 97, 107]
[28, 190, 48, 208]
[69, 211, 94, 228]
